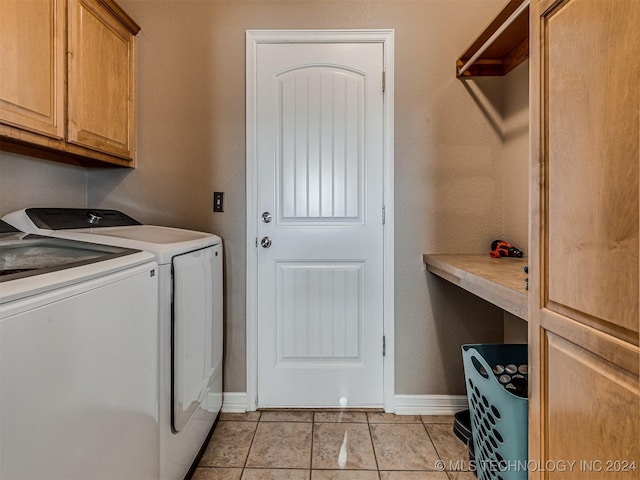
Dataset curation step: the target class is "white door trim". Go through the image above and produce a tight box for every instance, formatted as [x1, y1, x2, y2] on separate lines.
[246, 29, 395, 412]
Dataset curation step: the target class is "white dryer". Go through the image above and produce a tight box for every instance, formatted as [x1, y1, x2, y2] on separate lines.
[4, 209, 224, 480]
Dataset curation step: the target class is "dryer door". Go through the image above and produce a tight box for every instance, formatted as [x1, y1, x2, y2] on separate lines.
[171, 246, 215, 432]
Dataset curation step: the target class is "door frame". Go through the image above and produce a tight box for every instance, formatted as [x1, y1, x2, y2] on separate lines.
[245, 29, 395, 412]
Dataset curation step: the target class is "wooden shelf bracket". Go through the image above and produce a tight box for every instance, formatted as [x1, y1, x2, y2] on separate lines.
[457, 0, 530, 78]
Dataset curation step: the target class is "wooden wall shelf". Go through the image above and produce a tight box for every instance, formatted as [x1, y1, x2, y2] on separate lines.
[456, 0, 529, 78]
[424, 254, 528, 321]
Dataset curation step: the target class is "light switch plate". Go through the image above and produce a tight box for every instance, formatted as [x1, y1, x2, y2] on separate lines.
[213, 192, 224, 212]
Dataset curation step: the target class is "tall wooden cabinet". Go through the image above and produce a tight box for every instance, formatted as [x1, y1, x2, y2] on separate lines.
[0, 0, 139, 167]
[529, 0, 639, 476]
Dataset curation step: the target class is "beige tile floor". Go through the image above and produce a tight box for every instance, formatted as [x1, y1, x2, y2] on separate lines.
[193, 411, 476, 480]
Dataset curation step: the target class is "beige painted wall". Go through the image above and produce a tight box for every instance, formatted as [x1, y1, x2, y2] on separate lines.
[0, 151, 88, 213]
[501, 61, 529, 341]
[502, 60, 529, 254]
[0, 0, 531, 397]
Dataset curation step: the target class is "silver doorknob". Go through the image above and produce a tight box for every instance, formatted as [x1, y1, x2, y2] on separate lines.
[261, 211, 272, 223]
[261, 236, 272, 248]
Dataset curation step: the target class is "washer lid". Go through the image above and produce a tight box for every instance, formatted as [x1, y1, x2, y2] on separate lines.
[54, 226, 221, 264]
[85, 225, 213, 244]
[0, 234, 143, 283]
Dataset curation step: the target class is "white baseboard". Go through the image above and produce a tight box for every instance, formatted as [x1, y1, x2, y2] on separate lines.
[207, 391, 223, 414]
[221, 392, 248, 413]
[393, 395, 468, 415]
[220, 392, 467, 415]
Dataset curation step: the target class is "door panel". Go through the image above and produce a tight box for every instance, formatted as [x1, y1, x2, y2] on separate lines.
[256, 42, 384, 407]
[0, 0, 64, 139]
[67, 0, 135, 160]
[278, 67, 364, 222]
[545, 332, 639, 479]
[277, 262, 364, 362]
[544, 0, 639, 341]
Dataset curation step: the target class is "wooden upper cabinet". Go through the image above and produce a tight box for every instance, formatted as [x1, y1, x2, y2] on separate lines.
[0, 0, 65, 139]
[67, 0, 136, 160]
[0, 0, 139, 167]
[529, 0, 639, 476]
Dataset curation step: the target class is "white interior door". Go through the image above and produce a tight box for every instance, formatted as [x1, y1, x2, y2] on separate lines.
[255, 42, 385, 407]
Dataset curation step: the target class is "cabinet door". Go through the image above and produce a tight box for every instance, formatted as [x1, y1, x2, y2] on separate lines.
[529, 0, 640, 477]
[0, 0, 65, 139]
[67, 0, 135, 160]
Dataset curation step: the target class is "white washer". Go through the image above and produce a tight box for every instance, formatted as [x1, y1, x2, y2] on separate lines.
[0, 220, 159, 479]
[4, 209, 224, 480]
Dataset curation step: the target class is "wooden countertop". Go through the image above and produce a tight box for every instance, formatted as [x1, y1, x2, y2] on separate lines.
[423, 254, 528, 321]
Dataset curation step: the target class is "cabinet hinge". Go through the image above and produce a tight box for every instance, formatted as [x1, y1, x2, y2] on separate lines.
[382, 71, 386, 93]
[255, 237, 258, 248]
[382, 205, 386, 225]
[383, 335, 386, 356]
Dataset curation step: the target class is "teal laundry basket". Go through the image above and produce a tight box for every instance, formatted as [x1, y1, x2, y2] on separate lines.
[462, 344, 528, 480]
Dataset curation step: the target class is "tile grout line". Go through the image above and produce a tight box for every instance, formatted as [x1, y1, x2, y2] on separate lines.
[365, 412, 383, 478]
[310, 411, 315, 479]
[422, 421, 442, 463]
[424, 421, 458, 478]
[241, 413, 262, 477]
[357, 412, 382, 478]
